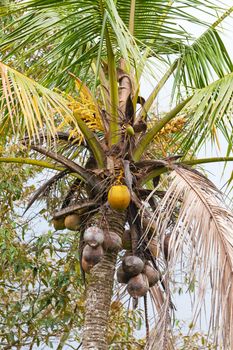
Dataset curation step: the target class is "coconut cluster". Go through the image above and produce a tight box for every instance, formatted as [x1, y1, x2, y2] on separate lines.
[81, 226, 123, 273]
[117, 254, 160, 298]
[53, 213, 81, 231]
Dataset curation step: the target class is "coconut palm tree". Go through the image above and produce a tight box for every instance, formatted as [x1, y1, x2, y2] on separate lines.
[1, 0, 233, 349]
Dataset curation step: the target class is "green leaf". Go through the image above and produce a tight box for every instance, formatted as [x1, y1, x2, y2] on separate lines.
[133, 97, 191, 161]
[176, 73, 233, 155]
[74, 114, 106, 168]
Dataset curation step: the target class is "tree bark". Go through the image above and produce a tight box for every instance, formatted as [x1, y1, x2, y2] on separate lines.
[82, 208, 126, 350]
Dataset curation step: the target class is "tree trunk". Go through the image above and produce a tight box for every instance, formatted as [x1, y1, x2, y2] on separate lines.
[82, 208, 126, 350]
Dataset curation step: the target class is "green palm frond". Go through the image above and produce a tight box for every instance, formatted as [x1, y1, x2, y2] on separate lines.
[0, 61, 74, 141]
[117, 0, 226, 54]
[176, 72, 233, 154]
[1, 0, 141, 90]
[1, 0, 229, 92]
[172, 7, 233, 99]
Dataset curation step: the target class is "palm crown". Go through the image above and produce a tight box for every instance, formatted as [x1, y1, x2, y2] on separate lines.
[1, 0, 233, 349]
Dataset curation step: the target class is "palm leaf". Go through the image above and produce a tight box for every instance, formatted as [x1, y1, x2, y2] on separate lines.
[117, 0, 225, 54]
[1, 0, 228, 93]
[0, 61, 76, 141]
[24, 169, 69, 214]
[176, 72, 233, 154]
[148, 167, 233, 349]
[172, 7, 233, 99]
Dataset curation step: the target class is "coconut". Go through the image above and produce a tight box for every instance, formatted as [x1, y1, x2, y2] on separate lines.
[116, 265, 130, 284]
[107, 185, 131, 211]
[64, 213, 80, 231]
[122, 230, 132, 250]
[82, 244, 104, 266]
[81, 256, 92, 273]
[53, 217, 65, 231]
[84, 226, 105, 248]
[143, 263, 160, 287]
[103, 231, 122, 252]
[127, 273, 149, 298]
[126, 125, 135, 136]
[122, 255, 144, 277]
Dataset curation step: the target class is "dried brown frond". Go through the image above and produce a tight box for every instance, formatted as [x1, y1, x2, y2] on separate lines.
[147, 167, 233, 349]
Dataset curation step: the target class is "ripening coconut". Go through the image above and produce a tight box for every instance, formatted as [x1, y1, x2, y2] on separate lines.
[143, 263, 160, 287]
[82, 244, 104, 266]
[122, 229, 132, 250]
[103, 231, 122, 252]
[127, 273, 149, 298]
[116, 265, 130, 284]
[84, 226, 105, 248]
[122, 255, 144, 277]
[53, 217, 65, 231]
[107, 185, 131, 211]
[64, 213, 80, 231]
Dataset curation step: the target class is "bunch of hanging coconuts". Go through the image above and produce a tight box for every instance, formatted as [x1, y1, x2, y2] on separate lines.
[117, 254, 160, 298]
[82, 225, 160, 298]
[81, 226, 122, 273]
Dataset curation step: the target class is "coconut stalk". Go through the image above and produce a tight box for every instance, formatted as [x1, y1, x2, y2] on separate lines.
[82, 208, 126, 350]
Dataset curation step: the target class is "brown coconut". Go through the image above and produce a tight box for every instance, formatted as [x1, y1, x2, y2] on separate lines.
[103, 231, 122, 252]
[82, 244, 104, 266]
[116, 265, 130, 284]
[143, 263, 160, 287]
[64, 213, 80, 231]
[81, 257, 92, 273]
[53, 217, 65, 231]
[127, 273, 149, 298]
[84, 226, 105, 247]
[122, 255, 144, 277]
[122, 230, 132, 250]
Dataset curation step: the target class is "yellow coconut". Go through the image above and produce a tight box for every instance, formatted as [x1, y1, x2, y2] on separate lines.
[53, 217, 65, 231]
[64, 213, 80, 231]
[107, 185, 131, 211]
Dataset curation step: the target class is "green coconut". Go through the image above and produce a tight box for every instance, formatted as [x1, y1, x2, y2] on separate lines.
[126, 125, 135, 136]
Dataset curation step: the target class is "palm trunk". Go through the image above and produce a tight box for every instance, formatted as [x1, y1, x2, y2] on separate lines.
[82, 209, 126, 349]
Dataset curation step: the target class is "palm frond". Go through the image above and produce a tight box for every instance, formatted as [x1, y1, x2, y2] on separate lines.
[1, 0, 229, 92]
[176, 72, 233, 154]
[172, 7, 233, 99]
[117, 0, 227, 55]
[148, 167, 233, 349]
[0, 61, 75, 141]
